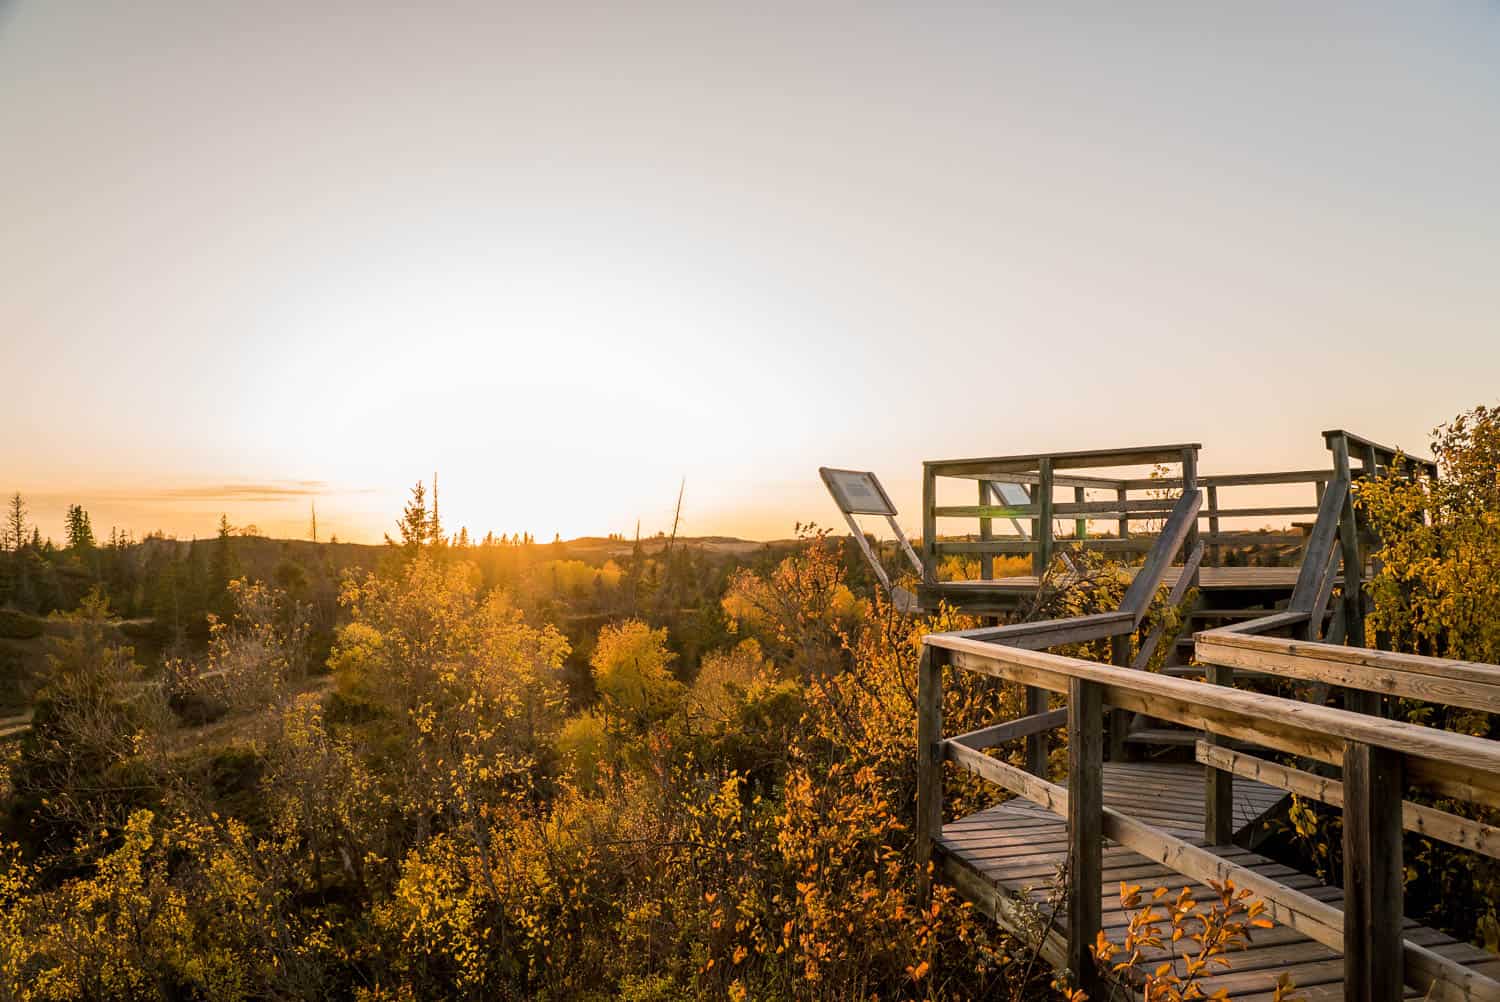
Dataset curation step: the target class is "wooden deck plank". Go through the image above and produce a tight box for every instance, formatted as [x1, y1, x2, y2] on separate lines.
[937, 760, 1498, 1000]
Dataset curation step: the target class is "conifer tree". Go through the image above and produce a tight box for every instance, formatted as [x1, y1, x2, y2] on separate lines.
[209, 514, 239, 610]
[65, 505, 95, 551]
[389, 480, 429, 554]
[5, 493, 25, 552]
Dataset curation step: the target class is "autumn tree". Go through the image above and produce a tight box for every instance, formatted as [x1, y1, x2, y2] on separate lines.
[330, 552, 570, 895]
[1359, 403, 1500, 663]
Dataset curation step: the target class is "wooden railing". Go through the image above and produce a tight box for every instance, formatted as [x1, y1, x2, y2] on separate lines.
[936, 488, 1203, 770]
[921, 443, 1203, 580]
[919, 441, 1360, 584]
[916, 631, 1500, 1002]
[1190, 631, 1500, 1000]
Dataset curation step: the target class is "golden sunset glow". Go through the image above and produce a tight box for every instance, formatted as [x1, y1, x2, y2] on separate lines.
[4, 2, 1499, 547]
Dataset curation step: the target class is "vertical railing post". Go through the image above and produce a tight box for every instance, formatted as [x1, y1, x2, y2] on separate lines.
[1342, 741, 1404, 1002]
[1073, 485, 1087, 542]
[1116, 484, 1129, 542]
[921, 464, 938, 585]
[1206, 483, 1221, 566]
[1328, 434, 1378, 714]
[978, 481, 994, 581]
[1203, 664, 1234, 844]
[1024, 464, 1054, 775]
[1181, 448, 1201, 591]
[1034, 458, 1054, 576]
[1329, 434, 1363, 643]
[1107, 633, 1131, 761]
[1024, 687, 1049, 777]
[915, 644, 945, 895]
[1067, 677, 1104, 998]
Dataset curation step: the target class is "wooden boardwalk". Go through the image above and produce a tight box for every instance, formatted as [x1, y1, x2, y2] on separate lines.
[938, 763, 1500, 999]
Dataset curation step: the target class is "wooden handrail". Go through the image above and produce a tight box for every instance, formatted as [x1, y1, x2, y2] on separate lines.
[947, 707, 1069, 751]
[941, 611, 1134, 648]
[925, 633, 1500, 805]
[1195, 742, 1500, 861]
[1123, 469, 1334, 490]
[1195, 632, 1500, 715]
[926, 443, 1202, 478]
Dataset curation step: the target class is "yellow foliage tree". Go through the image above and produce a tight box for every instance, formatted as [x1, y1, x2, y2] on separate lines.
[591, 620, 683, 726]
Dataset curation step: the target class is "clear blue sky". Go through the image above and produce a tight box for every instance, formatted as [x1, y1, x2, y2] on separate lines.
[2, 2, 1496, 542]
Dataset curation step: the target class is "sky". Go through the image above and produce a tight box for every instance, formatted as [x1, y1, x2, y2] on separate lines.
[2, 2, 1497, 544]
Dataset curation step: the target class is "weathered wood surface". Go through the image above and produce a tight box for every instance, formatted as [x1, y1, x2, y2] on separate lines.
[1119, 489, 1201, 619]
[937, 769, 1500, 1001]
[1196, 742, 1500, 860]
[925, 565, 1308, 594]
[1196, 632, 1500, 715]
[1066, 679, 1105, 997]
[926, 443, 1203, 478]
[1342, 742, 1406, 1002]
[929, 633, 1500, 808]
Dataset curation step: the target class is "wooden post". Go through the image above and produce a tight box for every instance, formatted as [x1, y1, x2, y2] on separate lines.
[1067, 677, 1104, 998]
[1025, 686, 1049, 777]
[1329, 435, 1377, 714]
[1206, 484, 1221, 567]
[1203, 664, 1234, 844]
[1034, 458, 1054, 576]
[1073, 485, 1087, 542]
[1342, 741, 1404, 1002]
[1108, 633, 1131, 762]
[978, 481, 994, 581]
[1117, 485, 1129, 541]
[1329, 434, 1364, 648]
[915, 645, 945, 894]
[921, 464, 938, 585]
[1181, 448, 1201, 590]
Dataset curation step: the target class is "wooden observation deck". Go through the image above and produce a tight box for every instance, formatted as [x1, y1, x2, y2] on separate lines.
[896, 430, 1500, 1001]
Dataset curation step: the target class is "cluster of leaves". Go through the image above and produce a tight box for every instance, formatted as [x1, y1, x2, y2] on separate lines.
[1359, 403, 1500, 665]
[1353, 403, 1500, 944]
[1088, 879, 1292, 1002]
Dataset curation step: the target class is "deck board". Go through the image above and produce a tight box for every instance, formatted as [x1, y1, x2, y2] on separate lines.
[937, 762, 1498, 999]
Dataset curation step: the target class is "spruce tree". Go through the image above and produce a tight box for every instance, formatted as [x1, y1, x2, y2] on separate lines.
[65, 505, 96, 551]
[209, 515, 239, 613]
[389, 481, 429, 555]
[5, 493, 25, 552]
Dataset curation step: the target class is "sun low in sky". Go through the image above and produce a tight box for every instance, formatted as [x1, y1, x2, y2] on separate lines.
[2, 2, 1497, 545]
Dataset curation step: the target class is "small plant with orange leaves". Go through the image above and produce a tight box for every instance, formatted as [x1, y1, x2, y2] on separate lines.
[1088, 878, 1303, 1002]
